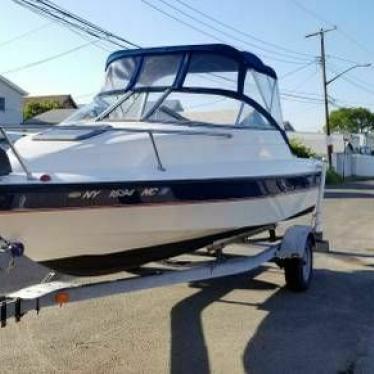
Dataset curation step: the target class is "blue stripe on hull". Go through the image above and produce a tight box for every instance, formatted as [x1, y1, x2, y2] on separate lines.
[0, 173, 321, 211]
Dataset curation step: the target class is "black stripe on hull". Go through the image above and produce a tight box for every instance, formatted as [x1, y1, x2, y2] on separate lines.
[42, 206, 315, 276]
[0, 173, 321, 211]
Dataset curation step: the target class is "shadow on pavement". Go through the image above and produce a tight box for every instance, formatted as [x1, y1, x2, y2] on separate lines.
[327, 181, 374, 190]
[325, 191, 374, 199]
[325, 180, 374, 199]
[328, 250, 374, 258]
[170, 267, 277, 374]
[243, 268, 374, 373]
[0, 257, 66, 294]
[169, 266, 374, 374]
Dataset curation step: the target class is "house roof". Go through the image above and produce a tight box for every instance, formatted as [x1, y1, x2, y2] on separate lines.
[24, 94, 78, 109]
[0, 75, 28, 96]
[147, 99, 183, 112]
[23, 108, 76, 126]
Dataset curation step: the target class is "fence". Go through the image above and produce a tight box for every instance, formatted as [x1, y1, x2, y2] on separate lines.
[334, 152, 374, 178]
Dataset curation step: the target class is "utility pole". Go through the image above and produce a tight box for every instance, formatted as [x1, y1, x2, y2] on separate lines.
[306, 27, 336, 168]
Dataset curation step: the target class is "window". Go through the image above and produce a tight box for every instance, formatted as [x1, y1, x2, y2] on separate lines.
[184, 53, 238, 91]
[136, 54, 182, 87]
[244, 70, 283, 125]
[103, 57, 140, 92]
[244, 71, 265, 108]
[62, 93, 125, 123]
[106, 91, 166, 121]
[148, 92, 274, 129]
[0, 97, 4, 111]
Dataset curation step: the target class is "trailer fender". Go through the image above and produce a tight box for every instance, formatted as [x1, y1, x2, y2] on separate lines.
[279, 225, 315, 259]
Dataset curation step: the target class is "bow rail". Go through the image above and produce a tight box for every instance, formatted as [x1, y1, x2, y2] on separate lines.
[0, 125, 232, 177]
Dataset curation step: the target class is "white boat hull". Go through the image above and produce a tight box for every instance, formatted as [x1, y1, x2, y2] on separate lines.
[0, 188, 318, 263]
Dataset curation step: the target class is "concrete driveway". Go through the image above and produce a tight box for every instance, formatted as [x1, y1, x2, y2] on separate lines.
[0, 180, 374, 374]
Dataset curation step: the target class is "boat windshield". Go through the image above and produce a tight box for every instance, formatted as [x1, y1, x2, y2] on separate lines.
[62, 92, 127, 124]
[63, 48, 283, 130]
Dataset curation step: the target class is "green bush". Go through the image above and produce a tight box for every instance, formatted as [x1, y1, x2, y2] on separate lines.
[23, 100, 62, 121]
[325, 168, 343, 185]
[289, 138, 316, 158]
[289, 138, 342, 185]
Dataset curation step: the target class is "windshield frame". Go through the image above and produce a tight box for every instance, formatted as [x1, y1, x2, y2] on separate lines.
[98, 86, 281, 131]
[71, 49, 290, 146]
[94, 90, 134, 122]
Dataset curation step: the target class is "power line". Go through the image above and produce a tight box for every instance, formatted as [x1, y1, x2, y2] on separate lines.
[290, 0, 333, 28]
[334, 72, 374, 96]
[282, 89, 323, 98]
[173, 0, 362, 68]
[326, 54, 362, 65]
[343, 74, 374, 93]
[281, 96, 323, 105]
[12, 0, 141, 49]
[329, 95, 374, 108]
[156, 0, 311, 63]
[142, 0, 307, 65]
[290, 0, 374, 58]
[29, 0, 140, 48]
[280, 92, 324, 103]
[285, 66, 319, 94]
[0, 22, 52, 48]
[142, 0, 227, 44]
[327, 61, 374, 91]
[174, 0, 315, 60]
[1, 40, 96, 74]
[5, 0, 139, 75]
[279, 60, 317, 79]
[150, 0, 310, 64]
[326, 62, 374, 95]
[281, 89, 372, 108]
[65, 24, 114, 53]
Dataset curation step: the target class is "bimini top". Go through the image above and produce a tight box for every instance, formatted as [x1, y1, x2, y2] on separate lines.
[106, 44, 277, 79]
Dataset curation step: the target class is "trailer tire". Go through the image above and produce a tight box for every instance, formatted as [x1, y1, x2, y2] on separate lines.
[284, 237, 313, 292]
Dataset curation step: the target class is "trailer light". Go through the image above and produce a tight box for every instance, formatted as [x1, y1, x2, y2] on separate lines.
[54, 292, 69, 306]
[40, 174, 52, 182]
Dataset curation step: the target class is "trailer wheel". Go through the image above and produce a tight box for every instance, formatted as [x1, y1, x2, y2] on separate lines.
[284, 237, 313, 292]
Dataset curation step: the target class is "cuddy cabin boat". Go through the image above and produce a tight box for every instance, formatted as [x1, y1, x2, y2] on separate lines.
[0, 44, 322, 275]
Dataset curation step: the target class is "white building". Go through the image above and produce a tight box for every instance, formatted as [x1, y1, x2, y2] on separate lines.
[287, 131, 345, 155]
[0, 75, 27, 126]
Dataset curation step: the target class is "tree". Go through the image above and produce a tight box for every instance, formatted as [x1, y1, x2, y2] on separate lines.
[329, 107, 374, 134]
[23, 100, 62, 121]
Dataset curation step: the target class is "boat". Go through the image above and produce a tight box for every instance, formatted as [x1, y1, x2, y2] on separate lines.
[0, 44, 322, 275]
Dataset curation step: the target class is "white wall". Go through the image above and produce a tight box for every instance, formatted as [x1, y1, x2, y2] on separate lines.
[0, 81, 24, 126]
[334, 153, 374, 178]
[288, 132, 345, 155]
[352, 154, 374, 177]
[333, 153, 352, 177]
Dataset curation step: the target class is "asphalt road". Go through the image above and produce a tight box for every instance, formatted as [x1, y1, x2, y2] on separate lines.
[1, 180, 374, 374]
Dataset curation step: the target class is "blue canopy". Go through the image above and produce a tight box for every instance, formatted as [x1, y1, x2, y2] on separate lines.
[106, 44, 277, 79]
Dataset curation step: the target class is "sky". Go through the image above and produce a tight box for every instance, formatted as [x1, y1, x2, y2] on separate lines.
[1, 0, 374, 131]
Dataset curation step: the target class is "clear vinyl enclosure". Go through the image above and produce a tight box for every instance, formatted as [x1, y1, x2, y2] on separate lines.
[64, 45, 283, 130]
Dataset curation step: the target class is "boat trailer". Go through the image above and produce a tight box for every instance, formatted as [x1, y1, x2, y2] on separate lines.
[0, 166, 328, 327]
